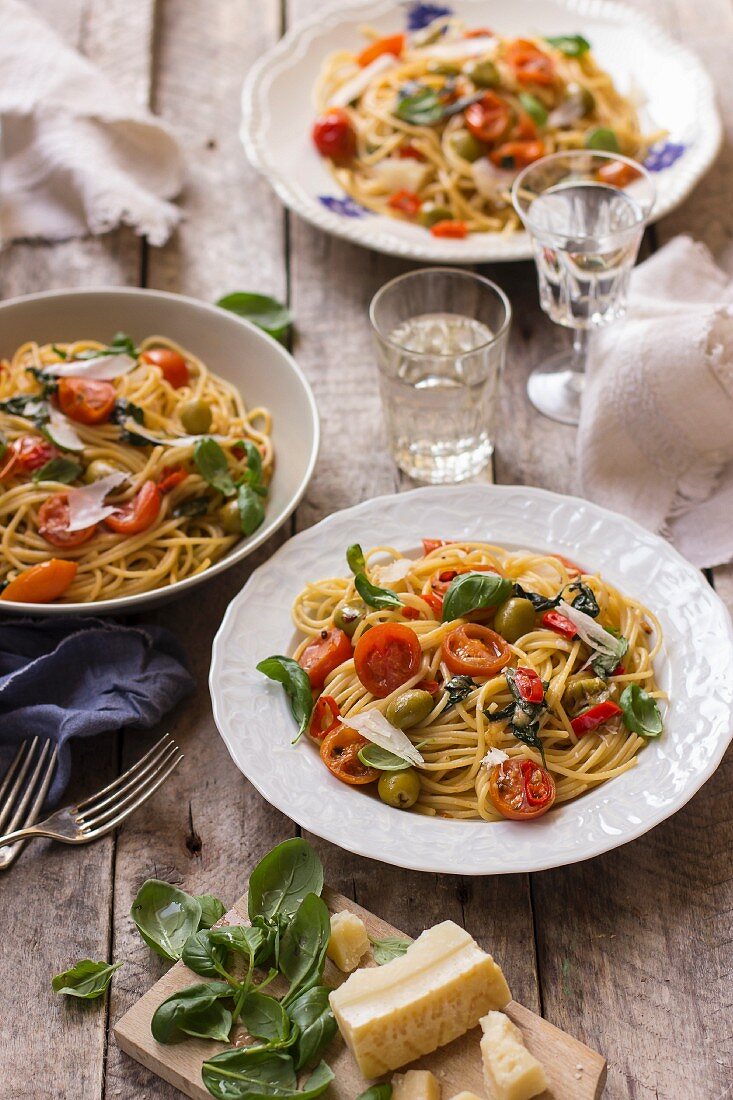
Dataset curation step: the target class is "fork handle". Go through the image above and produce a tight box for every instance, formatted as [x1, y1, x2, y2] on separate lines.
[0, 824, 73, 847]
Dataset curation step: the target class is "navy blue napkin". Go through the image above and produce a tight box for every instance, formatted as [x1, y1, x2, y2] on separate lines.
[0, 617, 195, 804]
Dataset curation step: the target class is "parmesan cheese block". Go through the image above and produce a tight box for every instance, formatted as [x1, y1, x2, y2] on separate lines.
[480, 1011, 548, 1100]
[392, 1070, 441, 1100]
[327, 910, 370, 973]
[329, 920, 511, 1078]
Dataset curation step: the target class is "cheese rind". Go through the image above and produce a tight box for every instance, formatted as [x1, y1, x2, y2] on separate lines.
[326, 910, 370, 973]
[480, 1011, 548, 1100]
[392, 1070, 441, 1100]
[329, 920, 512, 1078]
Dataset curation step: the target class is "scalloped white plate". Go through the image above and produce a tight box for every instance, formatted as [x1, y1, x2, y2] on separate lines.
[210, 485, 733, 875]
[241, 0, 721, 263]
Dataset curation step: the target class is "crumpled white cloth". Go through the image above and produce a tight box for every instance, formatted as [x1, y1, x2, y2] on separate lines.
[579, 235, 733, 570]
[0, 0, 184, 247]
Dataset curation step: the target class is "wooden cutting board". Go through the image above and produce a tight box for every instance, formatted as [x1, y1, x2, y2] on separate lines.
[114, 886, 606, 1100]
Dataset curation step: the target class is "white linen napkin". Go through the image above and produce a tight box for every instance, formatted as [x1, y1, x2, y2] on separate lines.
[578, 235, 733, 570]
[0, 0, 184, 246]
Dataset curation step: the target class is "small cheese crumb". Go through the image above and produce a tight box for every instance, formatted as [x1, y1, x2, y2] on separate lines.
[482, 747, 509, 769]
[326, 910, 369, 973]
[392, 1070, 441, 1100]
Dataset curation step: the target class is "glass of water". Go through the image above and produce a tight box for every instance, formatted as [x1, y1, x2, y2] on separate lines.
[369, 268, 511, 483]
[512, 151, 655, 425]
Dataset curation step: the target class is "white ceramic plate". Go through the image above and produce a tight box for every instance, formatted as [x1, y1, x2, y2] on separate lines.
[210, 484, 733, 875]
[0, 288, 319, 616]
[241, 0, 722, 263]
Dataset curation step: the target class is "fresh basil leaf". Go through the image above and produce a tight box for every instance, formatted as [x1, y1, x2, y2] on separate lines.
[108, 331, 139, 356]
[51, 344, 68, 360]
[518, 91, 548, 126]
[354, 572, 402, 609]
[357, 744, 412, 772]
[131, 879, 202, 962]
[395, 86, 443, 125]
[51, 959, 122, 999]
[247, 838, 324, 925]
[346, 543, 366, 575]
[173, 496, 210, 518]
[240, 439, 263, 482]
[567, 581, 600, 618]
[25, 366, 58, 397]
[209, 923, 272, 967]
[512, 582, 559, 614]
[545, 33, 591, 56]
[217, 292, 293, 345]
[194, 437, 237, 496]
[196, 894, 226, 929]
[32, 457, 81, 484]
[510, 719, 546, 766]
[485, 702, 516, 722]
[0, 430, 6, 461]
[256, 656, 314, 742]
[181, 930, 230, 979]
[279, 893, 331, 1005]
[111, 398, 149, 445]
[442, 572, 512, 622]
[237, 482, 266, 536]
[0, 395, 49, 422]
[592, 635, 628, 679]
[202, 1050, 333, 1100]
[357, 1087, 393, 1100]
[239, 991, 292, 1045]
[370, 936, 410, 965]
[445, 675, 476, 708]
[619, 683, 663, 738]
[585, 127, 619, 152]
[288, 986, 337, 1071]
[151, 981, 232, 1044]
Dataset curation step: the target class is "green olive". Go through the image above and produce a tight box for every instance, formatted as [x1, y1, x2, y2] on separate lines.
[562, 676, 608, 715]
[334, 602, 365, 638]
[378, 768, 421, 810]
[584, 126, 619, 153]
[418, 202, 453, 228]
[385, 689, 434, 730]
[219, 499, 242, 534]
[180, 398, 213, 434]
[493, 598, 536, 643]
[465, 58, 500, 87]
[450, 129, 485, 163]
[83, 459, 122, 483]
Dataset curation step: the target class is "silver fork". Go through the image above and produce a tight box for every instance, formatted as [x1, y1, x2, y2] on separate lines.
[0, 733, 182, 869]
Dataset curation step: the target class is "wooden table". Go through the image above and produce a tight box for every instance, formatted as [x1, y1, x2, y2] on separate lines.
[2, 2, 731, 1097]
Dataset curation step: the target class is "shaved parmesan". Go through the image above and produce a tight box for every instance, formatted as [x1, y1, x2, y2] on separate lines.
[482, 747, 509, 768]
[66, 471, 128, 531]
[369, 156, 429, 195]
[46, 409, 84, 452]
[472, 157, 515, 199]
[413, 35, 497, 62]
[328, 54, 395, 108]
[45, 353, 136, 380]
[122, 419, 227, 448]
[374, 558, 414, 584]
[341, 709, 425, 767]
[556, 600, 625, 658]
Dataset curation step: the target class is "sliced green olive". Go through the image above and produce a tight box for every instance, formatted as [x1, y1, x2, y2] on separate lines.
[562, 676, 609, 715]
[450, 129, 485, 162]
[180, 398, 213, 434]
[378, 768, 421, 809]
[418, 202, 453, 228]
[493, 597, 536, 643]
[465, 58, 500, 87]
[334, 602, 365, 638]
[83, 459, 122, 484]
[219, 499, 242, 534]
[585, 127, 619, 153]
[385, 689, 434, 730]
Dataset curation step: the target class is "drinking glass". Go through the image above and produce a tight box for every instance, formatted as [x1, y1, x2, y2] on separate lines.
[512, 151, 655, 425]
[369, 268, 511, 483]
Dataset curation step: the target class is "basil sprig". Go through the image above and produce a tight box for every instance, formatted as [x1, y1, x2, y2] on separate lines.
[217, 292, 293, 345]
[486, 667, 548, 765]
[592, 632, 628, 679]
[193, 437, 267, 536]
[257, 655, 314, 742]
[347, 541, 402, 609]
[442, 572, 512, 622]
[619, 683, 663, 738]
[444, 675, 476, 708]
[545, 33, 591, 56]
[194, 438, 237, 495]
[203, 1051, 334, 1100]
[370, 936, 410, 965]
[512, 579, 599, 618]
[51, 959, 122, 1000]
[346, 543, 366, 574]
[33, 457, 81, 484]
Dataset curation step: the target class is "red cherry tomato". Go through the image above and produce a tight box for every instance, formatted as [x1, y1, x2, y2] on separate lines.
[505, 39, 556, 86]
[38, 494, 98, 548]
[299, 628, 353, 691]
[422, 538, 454, 555]
[354, 622, 422, 698]
[488, 757, 556, 820]
[430, 220, 468, 239]
[490, 140, 545, 169]
[320, 726, 379, 785]
[0, 559, 78, 603]
[465, 92, 511, 144]
[57, 377, 116, 425]
[421, 592, 444, 618]
[514, 666, 544, 704]
[309, 695, 341, 742]
[542, 610, 578, 639]
[388, 190, 422, 216]
[141, 348, 190, 389]
[8, 435, 58, 474]
[571, 700, 622, 736]
[357, 33, 405, 67]
[443, 623, 511, 678]
[104, 480, 161, 535]
[402, 606, 421, 620]
[312, 109, 356, 162]
[157, 465, 188, 494]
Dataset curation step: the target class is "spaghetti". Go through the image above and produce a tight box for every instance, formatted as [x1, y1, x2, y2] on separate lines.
[0, 335, 272, 604]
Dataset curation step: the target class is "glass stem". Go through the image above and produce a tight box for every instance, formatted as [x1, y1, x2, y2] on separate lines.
[571, 327, 590, 376]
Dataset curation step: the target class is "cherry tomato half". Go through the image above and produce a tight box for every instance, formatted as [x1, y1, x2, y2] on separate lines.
[0, 559, 78, 603]
[104, 480, 161, 535]
[309, 695, 341, 742]
[421, 592, 444, 618]
[312, 109, 356, 162]
[430, 220, 468, 239]
[505, 39, 556, 86]
[388, 190, 422, 216]
[8, 435, 58, 475]
[38, 494, 98, 548]
[157, 465, 188, 494]
[141, 348, 190, 389]
[465, 91, 511, 144]
[299, 627, 353, 691]
[490, 139, 545, 169]
[354, 622, 422, 698]
[514, 666, 544, 704]
[57, 377, 116, 425]
[488, 757, 556, 820]
[320, 726, 379, 785]
[357, 33, 405, 67]
[442, 623, 511, 678]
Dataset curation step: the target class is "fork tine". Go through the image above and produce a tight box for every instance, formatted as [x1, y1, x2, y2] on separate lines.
[0, 738, 39, 833]
[81, 753, 183, 838]
[75, 741, 180, 826]
[0, 741, 32, 814]
[4, 741, 56, 836]
[74, 733, 173, 813]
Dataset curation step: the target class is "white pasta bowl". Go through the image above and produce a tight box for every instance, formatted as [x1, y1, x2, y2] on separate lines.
[241, 0, 722, 263]
[0, 287, 319, 615]
[210, 484, 733, 875]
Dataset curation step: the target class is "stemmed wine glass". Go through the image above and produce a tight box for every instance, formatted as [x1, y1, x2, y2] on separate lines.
[511, 151, 655, 425]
